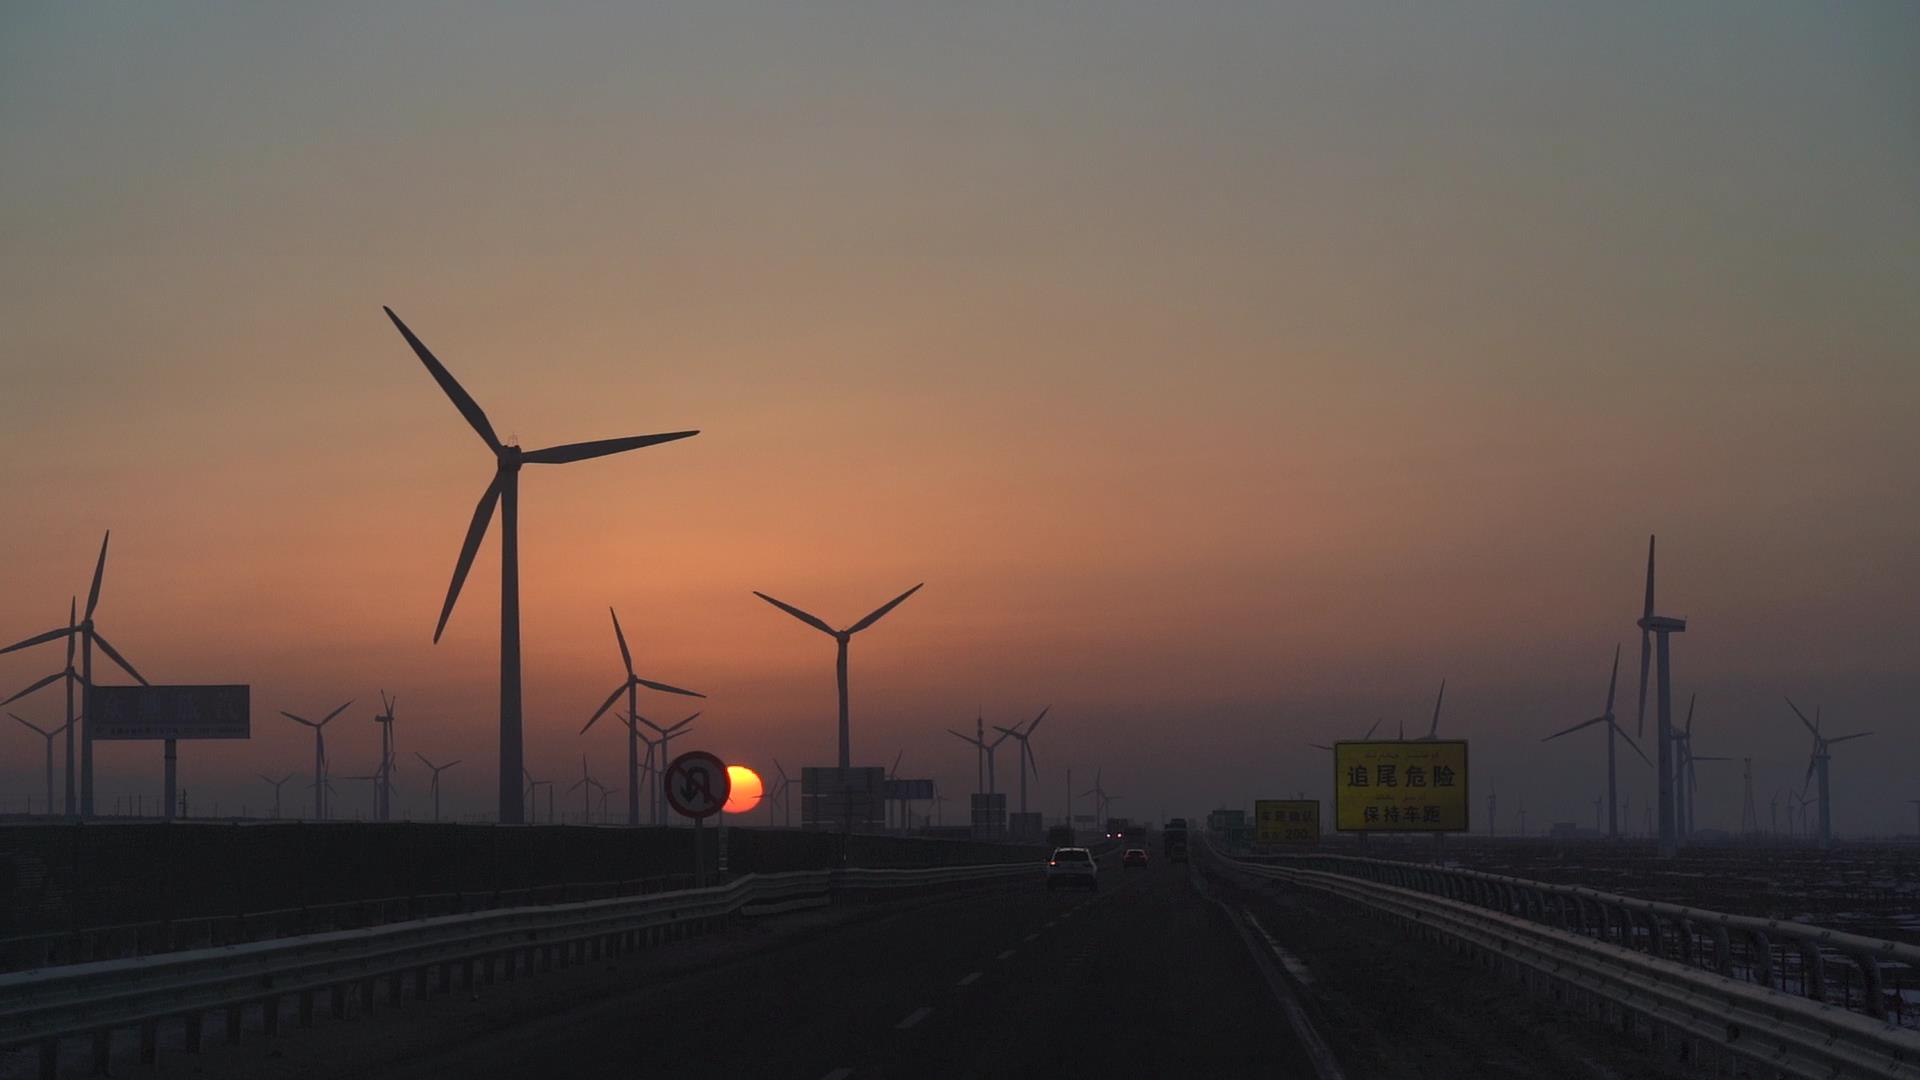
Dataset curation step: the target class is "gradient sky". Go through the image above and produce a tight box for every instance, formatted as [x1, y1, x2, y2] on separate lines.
[3, 2, 1916, 832]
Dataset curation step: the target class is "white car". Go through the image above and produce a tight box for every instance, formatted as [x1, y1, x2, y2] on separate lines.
[1045, 847, 1099, 891]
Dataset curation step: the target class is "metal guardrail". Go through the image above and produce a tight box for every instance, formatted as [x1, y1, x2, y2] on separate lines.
[1208, 847, 1920, 1080]
[0, 862, 1036, 1079]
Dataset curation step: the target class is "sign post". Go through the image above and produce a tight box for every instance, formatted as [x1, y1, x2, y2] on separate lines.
[90, 685, 250, 821]
[665, 751, 730, 886]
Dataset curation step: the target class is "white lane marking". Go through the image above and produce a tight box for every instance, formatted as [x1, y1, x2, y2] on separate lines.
[818, 1070, 853, 1080]
[896, 1006, 934, 1030]
[957, 971, 982, 986]
[1244, 911, 1315, 986]
[1023, 933, 1039, 942]
[996, 949, 1015, 960]
[1044, 920, 1058, 928]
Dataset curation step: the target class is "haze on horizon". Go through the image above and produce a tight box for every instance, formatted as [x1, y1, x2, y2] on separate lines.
[1, 2, 1916, 832]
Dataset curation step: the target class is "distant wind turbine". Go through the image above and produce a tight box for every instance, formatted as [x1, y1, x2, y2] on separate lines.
[0, 598, 84, 815]
[387, 306, 698, 826]
[1674, 695, 1729, 838]
[414, 753, 461, 823]
[372, 691, 399, 822]
[580, 607, 703, 825]
[1785, 697, 1871, 848]
[10, 713, 71, 815]
[260, 772, 297, 819]
[0, 534, 147, 815]
[753, 584, 923, 769]
[993, 706, 1050, 817]
[949, 715, 1012, 795]
[567, 755, 603, 824]
[1413, 680, 1448, 741]
[281, 701, 353, 820]
[1541, 645, 1648, 839]
[1631, 535, 1688, 856]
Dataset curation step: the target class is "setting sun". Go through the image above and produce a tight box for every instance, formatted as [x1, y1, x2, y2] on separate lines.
[723, 766, 763, 814]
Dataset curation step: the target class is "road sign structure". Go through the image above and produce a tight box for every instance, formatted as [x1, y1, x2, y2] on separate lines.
[665, 750, 731, 820]
[1333, 740, 1469, 832]
[89, 685, 251, 740]
[1255, 799, 1321, 844]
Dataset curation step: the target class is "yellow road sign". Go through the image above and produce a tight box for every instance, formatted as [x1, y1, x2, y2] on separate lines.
[1333, 741, 1469, 832]
[1254, 799, 1320, 844]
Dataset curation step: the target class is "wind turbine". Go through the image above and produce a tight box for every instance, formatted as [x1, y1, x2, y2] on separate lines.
[414, 753, 461, 823]
[280, 701, 353, 820]
[567, 755, 602, 824]
[260, 772, 296, 819]
[0, 598, 85, 815]
[1307, 717, 1384, 753]
[1785, 697, 1871, 848]
[1079, 769, 1111, 832]
[1541, 645, 1649, 839]
[580, 607, 703, 825]
[0, 535, 147, 815]
[752, 584, 923, 769]
[372, 692, 399, 822]
[387, 307, 698, 825]
[768, 758, 793, 827]
[1675, 695, 1729, 838]
[635, 712, 700, 823]
[993, 706, 1049, 818]
[1631, 535, 1687, 856]
[1486, 780, 1497, 837]
[336, 764, 386, 819]
[522, 767, 556, 825]
[10, 713, 70, 815]
[1412, 680, 1448, 740]
[949, 716, 1011, 795]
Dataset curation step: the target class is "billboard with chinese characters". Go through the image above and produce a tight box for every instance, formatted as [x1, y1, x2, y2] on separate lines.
[1332, 741, 1469, 832]
[1254, 799, 1320, 844]
[89, 685, 251, 741]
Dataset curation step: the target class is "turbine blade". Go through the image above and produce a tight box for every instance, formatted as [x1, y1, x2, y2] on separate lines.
[1635, 628, 1651, 739]
[1827, 732, 1873, 744]
[1363, 718, 1382, 739]
[1028, 706, 1050, 735]
[1643, 534, 1656, 619]
[1308, 743, 1333, 751]
[1684, 693, 1696, 735]
[1612, 722, 1653, 767]
[280, 711, 317, 727]
[91, 634, 147, 686]
[1428, 679, 1445, 738]
[0, 671, 66, 707]
[414, 752, 434, 768]
[634, 676, 705, 698]
[1784, 696, 1819, 737]
[445, 760, 461, 770]
[435, 475, 503, 643]
[385, 307, 501, 451]
[664, 711, 700, 734]
[10, 713, 49, 736]
[948, 729, 980, 746]
[66, 597, 77, 666]
[321, 700, 355, 724]
[847, 583, 924, 634]
[581, 683, 626, 734]
[0, 626, 76, 657]
[1603, 644, 1620, 717]
[992, 725, 1021, 737]
[1541, 716, 1607, 742]
[1803, 755, 1817, 788]
[609, 607, 634, 675]
[752, 592, 837, 636]
[85, 532, 110, 621]
[523, 431, 699, 465]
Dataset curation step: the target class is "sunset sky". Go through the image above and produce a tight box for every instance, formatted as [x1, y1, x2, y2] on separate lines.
[3, 3, 1916, 832]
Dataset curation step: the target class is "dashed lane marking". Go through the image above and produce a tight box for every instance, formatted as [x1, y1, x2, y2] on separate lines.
[996, 949, 1015, 960]
[1244, 911, 1315, 986]
[896, 1006, 934, 1030]
[957, 971, 982, 986]
[1023, 933, 1039, 942]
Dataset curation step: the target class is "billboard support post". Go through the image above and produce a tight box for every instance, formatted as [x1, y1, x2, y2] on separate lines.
[164, 738, 177, 821]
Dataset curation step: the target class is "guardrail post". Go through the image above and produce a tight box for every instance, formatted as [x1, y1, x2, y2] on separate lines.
[1799, 941, 1825, 1002]
[1852, 951, 1886, 1019]
[1710, 926, 1731, 976]
[1750, 932, 1772, 987]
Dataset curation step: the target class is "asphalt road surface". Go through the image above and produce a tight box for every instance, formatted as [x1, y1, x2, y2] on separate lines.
[87, 850, 1702, 1080]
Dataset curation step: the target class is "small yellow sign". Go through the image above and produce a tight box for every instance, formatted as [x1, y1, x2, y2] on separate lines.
[1254, 799, 1320, 844]
[1333, 741, 1469, 832]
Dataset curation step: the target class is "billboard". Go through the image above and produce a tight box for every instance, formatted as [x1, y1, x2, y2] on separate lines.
[1254, 799, 1320, 844]
[1333, 740, 1469, 832]
[89, 685, 250, 741]
[801, 767, 886, 831]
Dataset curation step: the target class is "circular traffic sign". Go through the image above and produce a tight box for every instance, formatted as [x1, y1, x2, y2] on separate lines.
[665, 750, 731, 820]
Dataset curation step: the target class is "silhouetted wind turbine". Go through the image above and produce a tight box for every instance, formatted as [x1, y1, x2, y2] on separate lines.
[0, 535, 147, 815]
[567, 755, 602, 824]
[388, 307, 698, 826]
[522, 767, 556, 825]
[10, 713, 70, 815]
[1675, 695, 1729, 838]
[372, 691, 399, 822]
[949, 716, 1011, 795]
[1308, 717, 1384, 753]
[753, 584, 923, 769]
[1413, 680, 1447, 740]
[1079, 769, 1111, 832]
[581, 607, 703, 825]
[414, 753, 461, 823]
[994, 706, 1049, 817]
[636, 712, 699, 823]
[1785, 697, 1871, 848]
[1631, 535, 1687, 856]
[280, 701, 352, 820]
[260, 772, 296, 819]
[770, 758, 793, 827]
[1541, 645, 1648, 839]
[0, 598, 84, 815]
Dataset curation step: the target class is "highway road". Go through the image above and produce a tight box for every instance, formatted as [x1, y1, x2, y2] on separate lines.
[93, 848, 1700, 1080]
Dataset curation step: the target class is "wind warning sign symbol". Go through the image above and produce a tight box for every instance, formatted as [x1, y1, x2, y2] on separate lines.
[665, 750, 731, 820]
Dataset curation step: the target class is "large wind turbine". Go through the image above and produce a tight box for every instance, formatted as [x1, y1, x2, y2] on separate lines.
[388, 307, 698, 825]
[0, 535, 147, 815]
[1631, 535, 1688, 856]
[580, 607, 703, 825]
[414, 753, 461, 823]
[10, 714, 71, 815]
[281, 701, 352, 819]
[0, 599, 84, 815]
[1785, 697, 1871, 848]
[993, 706, 1050, 817]
[1541, 645, 1648, 839]
[753, 584, 923, 769]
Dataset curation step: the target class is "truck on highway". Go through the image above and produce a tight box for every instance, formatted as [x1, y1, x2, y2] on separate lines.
[1163, 818, 1189, 859]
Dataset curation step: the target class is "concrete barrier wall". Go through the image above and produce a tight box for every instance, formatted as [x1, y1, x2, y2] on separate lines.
[0, 822, 1044, 934]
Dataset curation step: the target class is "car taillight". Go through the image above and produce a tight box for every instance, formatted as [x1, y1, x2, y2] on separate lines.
[1048, 860, 1057, 866]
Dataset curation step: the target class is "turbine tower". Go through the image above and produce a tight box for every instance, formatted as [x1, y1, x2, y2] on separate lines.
[260, 772, 296, 819]
[280, 701, 352, 820]
[752, 584, 923, 769]
[1784, 697, 1871, 848]
[1541, 645, 1648, 839]
[1631, 535, 1687, 857]
[0, 535, 147, 816]
[0, 598, 85, 815]
[993, 706, 1050, 817]
[372, 692, 399, 822]
[10, 713, 71, 815]
[414, 753, 461, 823]
[388, 306, 698, 826]
[1675, 695, 1729, 839]
[581, 607, 703, 825]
